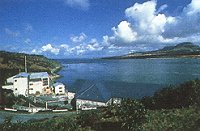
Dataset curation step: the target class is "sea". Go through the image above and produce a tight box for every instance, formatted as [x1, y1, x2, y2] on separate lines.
[1, 58, 200, 123]
[56, 58, 200, 87]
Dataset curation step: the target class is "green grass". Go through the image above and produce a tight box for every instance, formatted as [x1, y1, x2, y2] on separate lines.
[141, 106, 200, 131]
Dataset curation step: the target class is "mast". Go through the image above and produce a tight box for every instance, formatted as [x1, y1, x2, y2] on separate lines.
[25, 55, 27, 73]
[25, 55, 29, 97]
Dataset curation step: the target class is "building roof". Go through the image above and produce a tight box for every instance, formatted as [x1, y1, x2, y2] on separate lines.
[104, 81, 163, 99]
[75, 81, 111, 103]
[30, 72, 49, 79]
[73, 79, 165, 103]
[53, 82, 65, 87]
[14, 72, 29, 78]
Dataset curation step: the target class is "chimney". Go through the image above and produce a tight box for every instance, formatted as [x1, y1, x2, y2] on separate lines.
[25, 56, 27, 73]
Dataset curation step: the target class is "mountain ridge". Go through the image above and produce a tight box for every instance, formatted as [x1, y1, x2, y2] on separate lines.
[104, 42, 200, 59]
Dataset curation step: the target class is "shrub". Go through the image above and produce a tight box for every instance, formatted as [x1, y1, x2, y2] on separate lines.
[118, 99, 147, 130]
[77, 110, 102, 128]
[141, 79, 200, 110]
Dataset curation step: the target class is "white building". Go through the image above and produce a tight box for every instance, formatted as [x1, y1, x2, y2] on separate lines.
[29, 72, 50, 95]
[2, 72, 29, 96]
[53, 82, 66, 95]
[2, 72, 51, 96]
[73, 80, 163, 110]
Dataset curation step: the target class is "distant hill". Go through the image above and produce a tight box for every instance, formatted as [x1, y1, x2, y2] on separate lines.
[104, 42, 200, 59]
[0, 51, 61, 86]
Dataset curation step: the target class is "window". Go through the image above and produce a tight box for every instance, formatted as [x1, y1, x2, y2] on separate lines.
[15, 80, 17, 82]
[29, 88, 33, 90]
[30, 78, 41, 82]
[43, 78, 48, 86]
[29, 83, 33, 85]
[59, 87, 62, 89]
[15, 88, 17, 90]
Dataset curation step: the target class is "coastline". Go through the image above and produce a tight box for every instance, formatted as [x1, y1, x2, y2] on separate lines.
[50, 66, 62, 81]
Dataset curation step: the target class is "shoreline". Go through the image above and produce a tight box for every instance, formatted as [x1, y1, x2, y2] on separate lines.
[50, 66, 62, 81]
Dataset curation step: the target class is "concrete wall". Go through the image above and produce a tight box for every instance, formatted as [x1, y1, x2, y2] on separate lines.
[29, 77, 50, 95]
[13, 77, 28, 96]
[2, 85, 14, 90]
[29, 80, 43, 95]
[76, 99, 108, 110]
[55, 84, 65, 95]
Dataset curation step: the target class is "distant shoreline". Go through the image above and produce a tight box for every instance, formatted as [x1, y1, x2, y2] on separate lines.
[103, 54, 200, 60]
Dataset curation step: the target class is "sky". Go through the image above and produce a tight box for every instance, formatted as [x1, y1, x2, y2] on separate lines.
[0, 0, 200, 58]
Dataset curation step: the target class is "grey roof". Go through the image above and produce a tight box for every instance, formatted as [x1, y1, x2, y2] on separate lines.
[14, 72, 29, 78]
[104, 81, 164, 99]
[53, 82, 65, 87]
[30, 72, 49, 79]
[73, 79, 165, 102]
[75, 81, 111, 103]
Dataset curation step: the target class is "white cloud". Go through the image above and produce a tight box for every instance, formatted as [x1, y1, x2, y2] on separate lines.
[70, 33, 87, 43]
[163, 0, 200, 39]
[31, 49, 38, 54]
[24, 38, 31, 44]
[156, 4, 168, 14]
[105, 0, 179, 47]
[31, 37, 104, 57]
[125, 0, 175, 35]
[60, 44, 70, 49]
[184, 0, 200, 15]
[86, 39, 103, 51]
[24, 24, 33, 32]
[64, 0, 90, 10]
[112, 21, 137, 43]
[5, 28, 20, 37]
[41, 44, 60, 55]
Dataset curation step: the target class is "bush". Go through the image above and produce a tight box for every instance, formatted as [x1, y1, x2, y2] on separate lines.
[77, 110, 102, 128]
[118, 99, 147, 130]
[141, 106, 200, 131]
[141, 79, 200, 110]
[0, 116, 79, 131]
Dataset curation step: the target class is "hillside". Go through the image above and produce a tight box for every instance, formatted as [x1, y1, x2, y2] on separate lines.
[104, 42, 200, 59]
[0, 51, 61, 86]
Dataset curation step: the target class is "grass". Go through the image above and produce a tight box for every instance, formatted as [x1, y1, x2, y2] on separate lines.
[141, 106, 200, 131]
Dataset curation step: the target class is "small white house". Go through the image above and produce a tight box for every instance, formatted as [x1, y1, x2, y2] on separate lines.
[53, 82, 65, 95]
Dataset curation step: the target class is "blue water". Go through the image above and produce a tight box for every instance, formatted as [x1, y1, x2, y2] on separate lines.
[56, 58, 200, 87]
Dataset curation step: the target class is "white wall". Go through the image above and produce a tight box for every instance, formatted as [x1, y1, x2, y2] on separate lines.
[29, 81, 43, 95]
[76, 99, 108, 110]
[2, 85, 14, 90]
[68, 92, 75, 99]
[55, 84, 65, 95]
[13, 77, 28, 96]
[29, 77, 50, 95]
[7, 76, 14, 83]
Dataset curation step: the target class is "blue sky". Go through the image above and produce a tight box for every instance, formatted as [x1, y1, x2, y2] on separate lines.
[0, 0, 199, 58]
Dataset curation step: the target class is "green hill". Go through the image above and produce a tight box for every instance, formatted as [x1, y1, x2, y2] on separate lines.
[104, 42, 200, 59]
[0, 51, 61, 86]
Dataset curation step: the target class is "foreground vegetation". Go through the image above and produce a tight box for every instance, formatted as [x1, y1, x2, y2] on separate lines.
[1, 79, 200, 130]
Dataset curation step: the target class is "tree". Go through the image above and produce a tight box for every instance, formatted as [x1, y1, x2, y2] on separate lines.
[118, 99, 147, 130]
